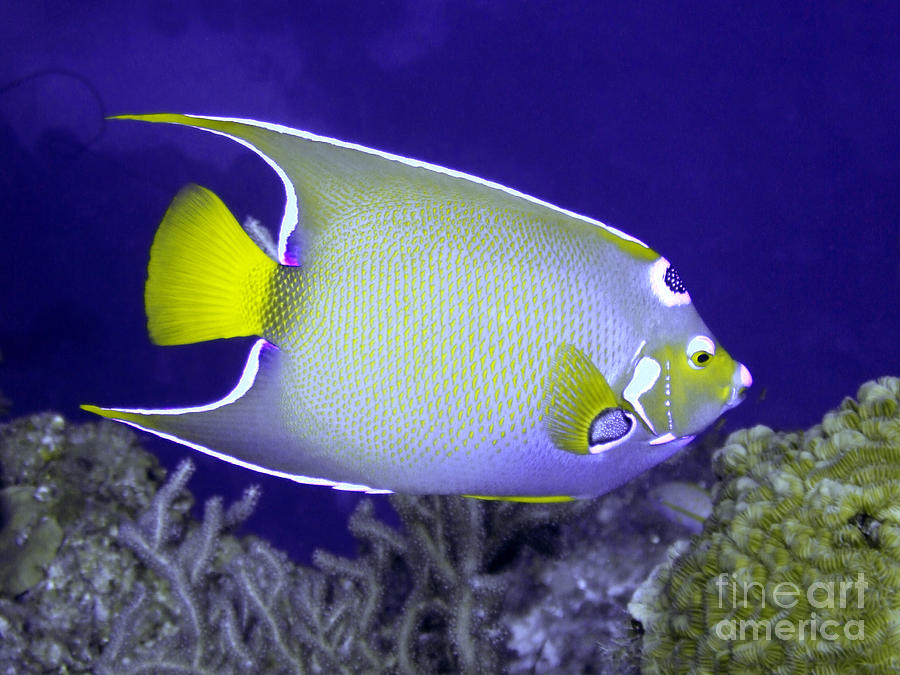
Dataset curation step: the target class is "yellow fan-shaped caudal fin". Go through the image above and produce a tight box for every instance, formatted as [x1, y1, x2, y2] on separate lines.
[145, 184, 278, 345]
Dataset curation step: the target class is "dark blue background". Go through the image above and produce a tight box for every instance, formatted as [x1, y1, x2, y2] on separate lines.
[2, 2, 898, 561]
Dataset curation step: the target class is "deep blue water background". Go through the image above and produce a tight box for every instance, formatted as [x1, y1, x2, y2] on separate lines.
[1, 2, 897, 562]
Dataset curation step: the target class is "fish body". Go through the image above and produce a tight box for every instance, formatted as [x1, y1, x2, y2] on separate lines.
[84, 114, 751, 499]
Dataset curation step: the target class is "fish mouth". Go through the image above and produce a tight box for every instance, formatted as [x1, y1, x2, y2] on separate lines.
[726, 363, 752, 408]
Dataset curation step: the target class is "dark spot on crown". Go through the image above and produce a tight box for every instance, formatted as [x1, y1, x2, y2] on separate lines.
[664, 265, 687, 295]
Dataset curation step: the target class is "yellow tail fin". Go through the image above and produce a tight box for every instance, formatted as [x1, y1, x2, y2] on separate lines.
[145, 184, 277, 345]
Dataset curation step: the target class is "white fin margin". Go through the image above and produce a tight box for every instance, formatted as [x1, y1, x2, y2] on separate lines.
[175, 122, 301, 265]
[649, 433, 695, 449]
[182, 114, 651, 263]
[110, 339, 270, 416]
[116, 417, 393, 493]
[106, 339, 393, 494]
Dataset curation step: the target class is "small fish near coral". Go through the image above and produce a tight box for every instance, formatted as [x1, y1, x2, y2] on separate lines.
[83, 114, 752, 500]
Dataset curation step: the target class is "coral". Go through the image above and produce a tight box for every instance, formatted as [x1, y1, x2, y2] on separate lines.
[629, 376, 900, 674]
[503, 485, 671, 674]
[0, 414, 166, 672]
[0, 413, 607, 673]
[0, 485, 63, 596]
[504, 434, 727, 673]
[92, 459, 267, 674]
[96, 471, 587, 673]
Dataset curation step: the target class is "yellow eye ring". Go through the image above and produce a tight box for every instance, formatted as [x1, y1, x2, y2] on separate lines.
[690, 351, 713, 368]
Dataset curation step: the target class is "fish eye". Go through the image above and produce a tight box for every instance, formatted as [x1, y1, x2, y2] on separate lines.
[686, 335, 716, 369]
[690, 351, 713, 368]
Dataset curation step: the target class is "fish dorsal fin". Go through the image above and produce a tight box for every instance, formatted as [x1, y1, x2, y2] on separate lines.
[544, 344, 636, 455]
[114, 114, 654, 267]
[115, 114, 470, 266]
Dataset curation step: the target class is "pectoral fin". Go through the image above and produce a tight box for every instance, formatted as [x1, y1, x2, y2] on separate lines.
[544, 344, 637, 455]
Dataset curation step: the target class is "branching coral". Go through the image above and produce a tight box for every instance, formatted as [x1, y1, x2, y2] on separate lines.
[95, 457, 398, 674]
[382, 495, 579, 673]
[23, 376, 889, 674]
[97, 467, 585, 673]
[629, 376, 900, 674]
[0, 412, 594, 673]
[94, 460, 265, 674]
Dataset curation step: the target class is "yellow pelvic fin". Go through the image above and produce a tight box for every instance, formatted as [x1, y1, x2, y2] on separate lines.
[145, 184, 277, 345]
[544, 344, 619, 455]
[464, 495, 575, 503]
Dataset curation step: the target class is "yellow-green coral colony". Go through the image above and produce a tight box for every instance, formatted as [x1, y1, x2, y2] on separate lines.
[630, 377, 900, 673]
[83, 114, 751, 499]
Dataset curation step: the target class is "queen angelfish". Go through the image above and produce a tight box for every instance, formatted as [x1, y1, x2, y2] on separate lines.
[83, 114, 752, 501]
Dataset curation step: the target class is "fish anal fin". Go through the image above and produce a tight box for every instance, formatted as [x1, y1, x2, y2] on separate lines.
[80, 404, 143, 425]
[464, 495, 575, 503]
[81, 341, 287, 471]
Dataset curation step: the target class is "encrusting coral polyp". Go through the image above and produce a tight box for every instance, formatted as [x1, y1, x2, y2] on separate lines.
[630, 376, 900, 674]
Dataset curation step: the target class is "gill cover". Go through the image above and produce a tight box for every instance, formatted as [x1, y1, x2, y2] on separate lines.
[628, 336, 748, 439]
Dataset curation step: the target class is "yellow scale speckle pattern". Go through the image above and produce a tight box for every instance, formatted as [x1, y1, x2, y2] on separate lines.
[85, 115, 749, 499]
[261, 197, 636, 490]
